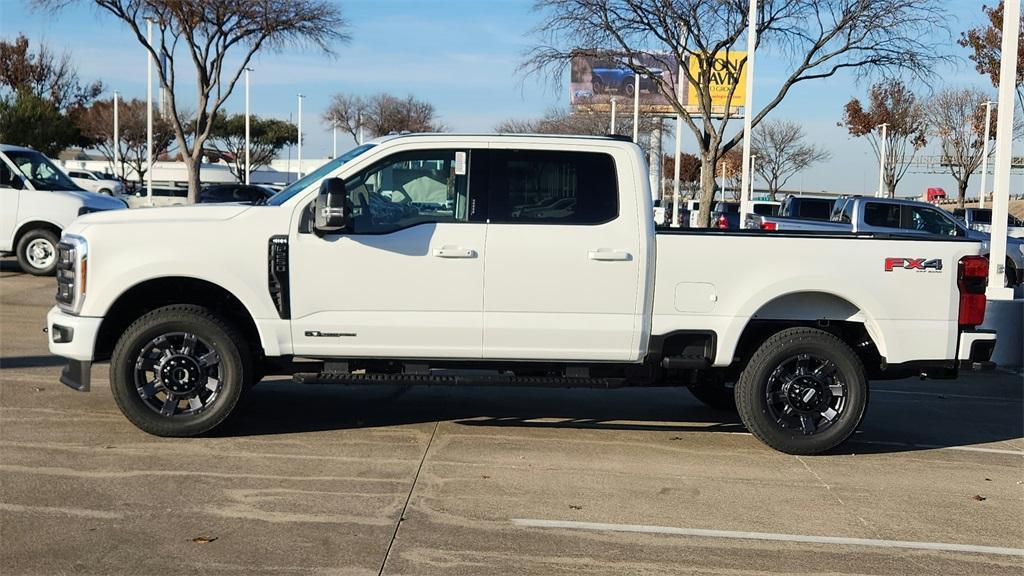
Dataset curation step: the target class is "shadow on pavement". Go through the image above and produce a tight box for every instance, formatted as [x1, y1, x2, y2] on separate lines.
[0, 355, 67, 369]
[219, 380, 1023, 454]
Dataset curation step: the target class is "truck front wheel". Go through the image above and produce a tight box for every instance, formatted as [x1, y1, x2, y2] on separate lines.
[735, 328, 868, 455]
[110, 305, 251, 437]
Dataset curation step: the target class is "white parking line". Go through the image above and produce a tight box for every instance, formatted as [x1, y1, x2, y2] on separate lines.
[511, 518, 1024, 557]
[872, 389, 1023, 403]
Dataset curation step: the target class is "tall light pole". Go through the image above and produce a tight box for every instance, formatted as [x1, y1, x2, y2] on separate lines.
[332, 122, 338, 158]
[750, 154, 757, 200]
[113, 90, 120, 178]
[145, 16, 155, 205]
[672, 26, 686, 228]
[738, 0, 758, 225]
[609, 97, 617, 133]
[632, 73, 641, 142]
[296, 93, 304, 179]
[244, 68, 252, 185]
[978, 100, 995, 209]
[876, 123, 889, 198]
[357, 111, 364, 145]
[986, 0, 1019, 299]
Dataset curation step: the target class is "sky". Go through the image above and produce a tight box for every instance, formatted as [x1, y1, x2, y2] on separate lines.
[1, 0, 1020, 198]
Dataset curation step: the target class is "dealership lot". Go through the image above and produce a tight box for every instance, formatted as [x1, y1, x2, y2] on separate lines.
[1, 263, 1022, 575]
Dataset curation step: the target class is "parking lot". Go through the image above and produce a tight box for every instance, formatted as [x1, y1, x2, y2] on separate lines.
[1, 262, 1022, 575]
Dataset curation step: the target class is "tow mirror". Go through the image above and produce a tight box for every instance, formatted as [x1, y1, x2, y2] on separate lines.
[313, 177, 349, 234]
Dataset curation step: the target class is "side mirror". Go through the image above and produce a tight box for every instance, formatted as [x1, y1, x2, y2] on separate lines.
[10, 175, 24, 190]
[313, 177, 350, 234]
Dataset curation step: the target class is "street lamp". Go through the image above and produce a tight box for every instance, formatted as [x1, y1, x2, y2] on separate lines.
[113, 90, 120, 179]
[144, 16, 156, 205]
[244, 68, 252, 185]
[876, 123, 889, 198]
[296, 93, 304, 180]
[978, 100, 995, 209]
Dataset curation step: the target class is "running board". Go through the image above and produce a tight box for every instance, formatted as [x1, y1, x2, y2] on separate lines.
[292, 372, 624, 388]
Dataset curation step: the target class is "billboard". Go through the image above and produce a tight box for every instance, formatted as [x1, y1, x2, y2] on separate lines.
[570, 51, 746, 117]
[569, 53, 685, 114]
[687, 51, 747, 108]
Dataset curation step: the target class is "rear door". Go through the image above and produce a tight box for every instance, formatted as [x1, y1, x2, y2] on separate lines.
[480, 147, 643, 361]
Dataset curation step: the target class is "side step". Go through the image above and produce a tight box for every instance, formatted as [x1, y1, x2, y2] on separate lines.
[293, 371, 624, 388]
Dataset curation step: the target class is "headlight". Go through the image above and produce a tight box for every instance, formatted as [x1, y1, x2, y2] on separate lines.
[56, 235, 88, 314]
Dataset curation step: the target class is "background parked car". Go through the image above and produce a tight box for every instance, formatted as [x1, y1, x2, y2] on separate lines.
[712, 200, 780, 229]
[200, 184, 275, 204]
[65, 168, 125, 196]
[953, 207, 1024, 238]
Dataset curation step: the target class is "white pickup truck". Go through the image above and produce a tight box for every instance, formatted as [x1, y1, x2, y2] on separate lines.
[47, 134, 996, 454]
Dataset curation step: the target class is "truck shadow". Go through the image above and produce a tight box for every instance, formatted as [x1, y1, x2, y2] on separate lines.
[220, 380, 1024, 455]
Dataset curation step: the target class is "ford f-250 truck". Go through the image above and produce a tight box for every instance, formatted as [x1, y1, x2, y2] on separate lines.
[47, 134, 996, 454]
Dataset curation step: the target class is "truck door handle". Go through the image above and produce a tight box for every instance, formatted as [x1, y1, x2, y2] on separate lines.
[588, 249, 632, 261]
[432, 246, 477, 258]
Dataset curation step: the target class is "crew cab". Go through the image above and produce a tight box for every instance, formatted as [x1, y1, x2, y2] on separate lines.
[46, 135, 996, 455]
[748, 196, 1024, 286]
[1, 144, 126, 275]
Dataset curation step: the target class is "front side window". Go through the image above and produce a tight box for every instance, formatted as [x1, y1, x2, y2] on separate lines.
[487, 150, 617, 224]
[5, 150, 81, 191]
[344, 149, 469, 234]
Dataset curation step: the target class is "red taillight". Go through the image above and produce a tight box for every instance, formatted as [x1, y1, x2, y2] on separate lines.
[957, 255, 988, 329]
[761, 221, 777, 231]
[717, 215, 728, 229]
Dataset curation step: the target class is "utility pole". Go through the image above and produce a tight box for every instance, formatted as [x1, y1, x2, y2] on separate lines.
[876, 123, 889, 198]
[978, 101, 994, 209]
[297, 93, 304, 179]
[144, 16, 155, 206]
[738, 0, 758, 225]
[244, 68, 252, 185]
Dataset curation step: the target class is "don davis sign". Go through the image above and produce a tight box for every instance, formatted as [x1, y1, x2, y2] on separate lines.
[687, 52, 747, 108]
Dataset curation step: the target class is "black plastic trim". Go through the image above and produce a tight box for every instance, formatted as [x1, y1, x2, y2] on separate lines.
[268, 235, 290, 319]
[59, 360, 91, 392]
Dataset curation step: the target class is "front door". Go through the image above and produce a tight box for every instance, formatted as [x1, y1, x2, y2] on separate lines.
[289, 148, 485, 359]
[481, 147, 643, 361]
[0, 158, 21, 252]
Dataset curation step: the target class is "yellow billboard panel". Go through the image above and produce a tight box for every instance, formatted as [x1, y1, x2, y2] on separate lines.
[687, 52, 747, 108]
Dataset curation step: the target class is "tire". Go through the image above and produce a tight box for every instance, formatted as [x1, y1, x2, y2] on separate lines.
[592, 77, 605, 94]
[98, 188, 112, 196]
[735, 327, 868, 455]
[110, 305, 252, 437]
[624, 79, 636, 97]
[687, 373, 736, 411]
[15, 228, 59, 276]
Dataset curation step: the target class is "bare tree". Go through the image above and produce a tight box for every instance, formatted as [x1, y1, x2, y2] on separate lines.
[927, 88, 995, 209]
[840, 80, 927, 198]
[78, 97, 175, 186]
[525, 0, 951, 226]
[494, 105, 666, 157]
[750, 119, 830, 200]
[36, 0, 349, 202]
[324, 93, 444, 141]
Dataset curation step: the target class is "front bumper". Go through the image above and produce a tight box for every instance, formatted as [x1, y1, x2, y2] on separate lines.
[46, 306, 101, 392]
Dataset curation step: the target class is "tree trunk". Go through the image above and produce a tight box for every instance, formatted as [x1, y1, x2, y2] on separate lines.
[695, 154, 718, 228]
[957, 180, 968, 209]
[184, 155, 201, 203]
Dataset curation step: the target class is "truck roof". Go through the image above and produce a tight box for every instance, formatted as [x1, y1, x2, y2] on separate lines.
[0, 143, 38, 153]
[368, 133, 639, 145]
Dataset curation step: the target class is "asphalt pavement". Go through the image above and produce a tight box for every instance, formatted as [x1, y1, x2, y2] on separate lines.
[1, 260, 1022, 575]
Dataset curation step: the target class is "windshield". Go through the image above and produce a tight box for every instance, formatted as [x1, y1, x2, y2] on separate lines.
[265, 143, 376, 206]
[5, 149, 83, 191]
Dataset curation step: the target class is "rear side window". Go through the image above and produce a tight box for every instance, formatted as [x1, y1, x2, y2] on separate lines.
[797, 199, 833, 220]
[863, 203, 901, 229]
[753, 203, 779, 216]
[486, 150, 617, 224]
[832, 200, 854, 223]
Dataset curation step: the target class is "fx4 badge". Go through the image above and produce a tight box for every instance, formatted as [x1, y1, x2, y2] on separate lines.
[884, 258, 943, 272]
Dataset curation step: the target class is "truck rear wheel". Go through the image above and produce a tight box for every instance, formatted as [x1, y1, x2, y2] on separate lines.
[735, 327, 867, 455]
[110, 305, 251, 437]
